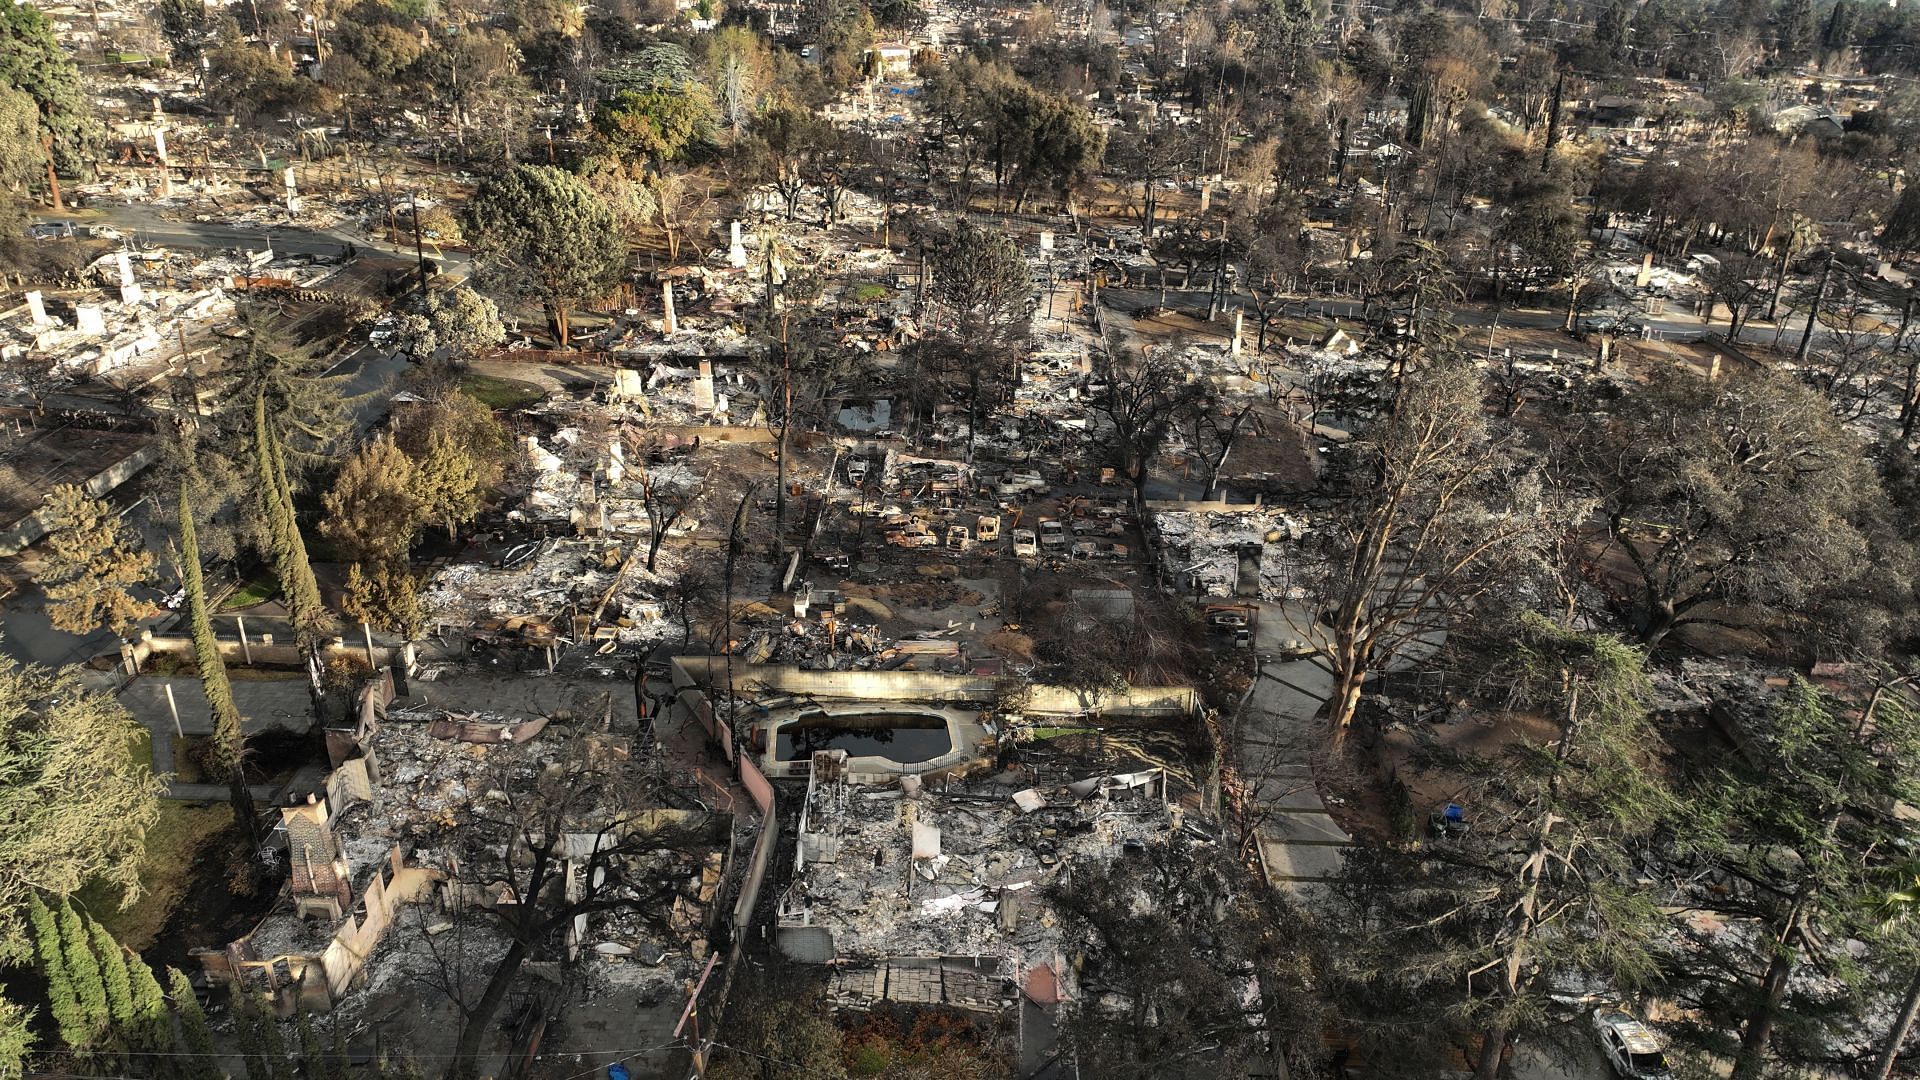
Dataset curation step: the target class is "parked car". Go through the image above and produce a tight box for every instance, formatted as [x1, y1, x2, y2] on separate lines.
[1593, 1009, 1672, 1080]
[997, 470, 1048, 497]
[1037, 519, 1067, 549]
[1206, 608, 1250, 629]
[1012, 529, 1038, 558]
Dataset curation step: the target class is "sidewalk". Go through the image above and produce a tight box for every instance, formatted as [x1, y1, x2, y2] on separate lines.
[1236, 598, 1448, 895]
[1238, 602, 1350, 895]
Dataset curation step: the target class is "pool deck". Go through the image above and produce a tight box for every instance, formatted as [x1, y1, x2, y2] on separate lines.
[757, 703, 991, 782]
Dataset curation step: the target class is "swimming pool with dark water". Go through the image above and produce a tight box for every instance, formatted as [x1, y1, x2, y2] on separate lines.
[775, 713, 953, 763]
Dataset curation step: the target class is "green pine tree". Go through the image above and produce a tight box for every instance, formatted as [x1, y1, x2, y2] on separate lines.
[218, 322, 350, 726]
[28, 897, 85, 1050]
[227, 325, 345, 662]
[87, 919, 134, 1041]
[167, 967, 219, 1080]
[126, 953, 168, 1059]
[56, 901, 107, 1043]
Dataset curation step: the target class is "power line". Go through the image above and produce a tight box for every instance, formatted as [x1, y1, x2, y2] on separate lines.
[31, 1038, 688, 1065]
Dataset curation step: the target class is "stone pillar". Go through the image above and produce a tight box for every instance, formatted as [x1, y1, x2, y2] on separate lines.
[693, 360, 716, 413]
[1230, 309, 1244, 357]
[1199, 182, 1212, 214]
[283, 167, 298, 215]
[729, 220, 747, 268]
[75, 305, 106, 336]
[662, 280, 678, 334]
[153, 125, 173, 198]
[1635, 251, 1653, 289]
[25, 291, 49, 327]
[116, 253, 143, 305]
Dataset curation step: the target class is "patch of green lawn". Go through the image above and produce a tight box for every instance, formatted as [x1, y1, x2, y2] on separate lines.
[74, 732, 231, 951]
[458, 372, 547, 411]
[218, 568, 280, 611]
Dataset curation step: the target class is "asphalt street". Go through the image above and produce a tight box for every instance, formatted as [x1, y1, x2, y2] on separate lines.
[41, 202, 473, 276]
[6, 207, 423, 666]
[1099, 283, 1854, 351]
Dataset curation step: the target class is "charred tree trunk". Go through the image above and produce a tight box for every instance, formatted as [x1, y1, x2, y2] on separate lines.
[1873, 966, 1920, 1080]
[1795, 253, 1834, 364]
[1732, 893, 1808, 1080]
[448, 936, 532, 1080]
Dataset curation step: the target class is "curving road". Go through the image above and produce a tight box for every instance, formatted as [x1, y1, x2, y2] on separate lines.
[38, 202, 472, 276]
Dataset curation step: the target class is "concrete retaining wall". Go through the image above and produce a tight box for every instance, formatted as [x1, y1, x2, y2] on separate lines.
[668, 674, 781, 956]
[671, 658, 1198, 717]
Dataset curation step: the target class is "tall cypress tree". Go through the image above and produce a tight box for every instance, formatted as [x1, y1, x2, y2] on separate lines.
[55, 901, 107, 1043]
[86, 919, 134, 1040]
[27, 897, 84, 1050]
[166, 967, 219, 1080]
[259, 1000, 294, 1080]
[296, 1013, 323, 1080]
[220, 323, 349, 721]
[234, 995, 269, 1080]
[126, 954, 168, 1059]
[178, 479, 243, 773]
[325, 1024, 352, 1080]
[0, 987, 31, 1080]
[176, 472, 261, 849]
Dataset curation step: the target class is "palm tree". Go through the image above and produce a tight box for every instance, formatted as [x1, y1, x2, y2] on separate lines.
[751, 219, 799, 314]
[1869, 862, 1920, 1080]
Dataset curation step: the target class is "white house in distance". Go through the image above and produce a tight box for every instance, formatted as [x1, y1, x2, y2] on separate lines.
[866, 42, 914, 80]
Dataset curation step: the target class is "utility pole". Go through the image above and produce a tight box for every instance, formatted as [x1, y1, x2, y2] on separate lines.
[1796, 250, 1835, 363]
[409, 189, 430, 296]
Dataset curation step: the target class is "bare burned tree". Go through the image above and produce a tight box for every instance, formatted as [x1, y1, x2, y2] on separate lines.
[1093, 339, 1207, 543]
[662, 561, 719, 648]
[1297, 359, 1557, 747]
[634, 466, 697, 572]
[1179, 385, 1259, 498]
[442, 715, 721, 1079]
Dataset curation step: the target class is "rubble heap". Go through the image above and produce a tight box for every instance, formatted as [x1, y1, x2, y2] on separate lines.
[778, 747, 1219, 1009]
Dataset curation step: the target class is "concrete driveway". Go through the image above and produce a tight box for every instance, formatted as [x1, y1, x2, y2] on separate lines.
[1236, 602, 1350, 893]
[1235, 596, 1450, 893]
